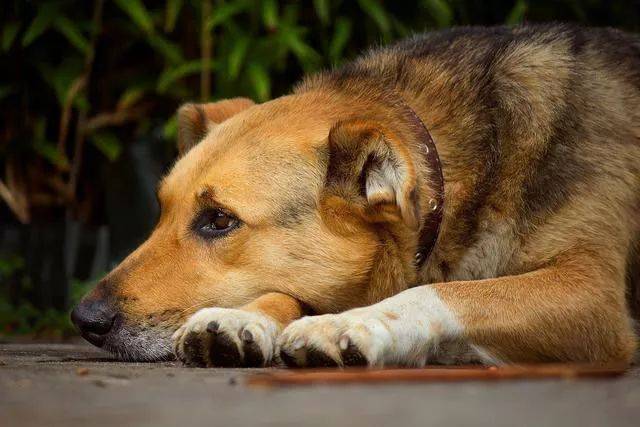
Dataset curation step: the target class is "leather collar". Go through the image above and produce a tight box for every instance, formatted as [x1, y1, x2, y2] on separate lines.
[404, 105, 445, 270]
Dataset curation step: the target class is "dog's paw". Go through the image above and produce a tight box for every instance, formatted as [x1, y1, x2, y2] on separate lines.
[173, 308, 280, 367]
[277, 310, 394, 368]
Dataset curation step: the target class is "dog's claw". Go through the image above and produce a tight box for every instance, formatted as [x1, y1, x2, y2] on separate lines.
[241, 328, 254, 343]
[339, 335, 350, 351]
[206, 321, 219, 334]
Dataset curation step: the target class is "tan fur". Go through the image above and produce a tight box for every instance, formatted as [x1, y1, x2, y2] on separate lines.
[240, 293, 307, 328]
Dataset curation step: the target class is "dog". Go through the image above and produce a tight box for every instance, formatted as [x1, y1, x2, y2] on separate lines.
[71, 24, 640, 367]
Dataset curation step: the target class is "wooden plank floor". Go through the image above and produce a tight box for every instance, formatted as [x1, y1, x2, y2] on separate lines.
[1, 343, 639, 427]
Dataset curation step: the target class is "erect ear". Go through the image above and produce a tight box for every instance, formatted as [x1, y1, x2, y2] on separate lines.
[326, 119, 420, 229]
[176, 97, 255, 155]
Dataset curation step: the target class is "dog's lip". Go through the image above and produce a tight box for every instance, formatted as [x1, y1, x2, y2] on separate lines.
[80, 330, 107, 347]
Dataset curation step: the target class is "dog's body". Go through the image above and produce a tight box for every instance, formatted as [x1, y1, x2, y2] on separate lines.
[72, 24, 640, 366]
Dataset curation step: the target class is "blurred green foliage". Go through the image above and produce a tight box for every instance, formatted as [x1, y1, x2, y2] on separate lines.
[1, 0, 638, 337]
[0, 248, 95, 336]
[1, 262, 96, 337]
[2, 0, 638, 178]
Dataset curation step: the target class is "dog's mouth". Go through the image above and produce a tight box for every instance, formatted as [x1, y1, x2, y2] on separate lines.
[104, 327, 175, 362]
[72, 300, 182, 361]
[81, 317, 176, 362]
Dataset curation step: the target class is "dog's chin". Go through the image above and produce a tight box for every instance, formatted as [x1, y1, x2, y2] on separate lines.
[98, 326, 175, 362]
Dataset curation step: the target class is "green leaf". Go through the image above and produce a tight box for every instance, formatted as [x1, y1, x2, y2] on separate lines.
[313, 0, 330, 25]
[36, 59, 85, 106]
[157, 59, 216, 93]
[2, 22, 20, 51]
[228, 36, 250, 78]
[329, 16, 352, 64]
[163, 116, 178, 141]
[117, 87, 145, 110]
[506, 0, 528, 26]
[22, 5, 57, 47]
[357, 0, 390, 34]
[90, 132, 122, 161]
[165, 0, 183, 32]
[391, 16, 411, 38]
[206, 1, 250, 30]
[33, 141, 69, 169]
[147, 33, 183, 64]
[114, 0, 154, 33]
[52, 16, 90, 54]
[247, 62, 270, 102]
[280, 27, 321, 70]
[32, 118, 70, 169]
[262, 0, 278, 29]
[422, 0, 453, 28]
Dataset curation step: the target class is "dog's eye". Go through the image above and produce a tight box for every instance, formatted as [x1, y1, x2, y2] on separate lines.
[193, 209, 239, 239]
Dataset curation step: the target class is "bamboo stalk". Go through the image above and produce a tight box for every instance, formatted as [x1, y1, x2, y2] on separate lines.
[83, 104, 151, 133]
[57, 76, 86, 154]
[0, 178, 29, 224]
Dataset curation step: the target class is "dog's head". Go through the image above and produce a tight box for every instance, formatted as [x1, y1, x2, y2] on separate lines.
[71, 91, 427, 360]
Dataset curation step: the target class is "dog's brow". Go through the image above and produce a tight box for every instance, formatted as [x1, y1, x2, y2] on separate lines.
[197, 187, 215, 200]
[195, 187, 220, 208]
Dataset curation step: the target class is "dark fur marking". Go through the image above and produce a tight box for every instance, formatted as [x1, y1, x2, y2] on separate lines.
[341, 343, 368, 366]
[520, 100, 594, 228]
[242, 341, 265, 367]
[183, 331, 206, 367]
[209, 331, 242, 368]
[305, 348, 339, 368]
[275, 198, 316, 228]
[279, 348, 300, 368]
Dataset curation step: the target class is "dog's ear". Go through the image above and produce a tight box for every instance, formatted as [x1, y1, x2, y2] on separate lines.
[176, 97, 255, 154]
[326, 119, 420, 229]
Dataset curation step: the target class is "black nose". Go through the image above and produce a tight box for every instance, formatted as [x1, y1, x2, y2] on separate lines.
[70, 298, 116, 347]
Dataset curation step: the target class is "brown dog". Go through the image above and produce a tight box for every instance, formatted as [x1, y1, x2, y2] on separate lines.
[71, 24, 640, 367]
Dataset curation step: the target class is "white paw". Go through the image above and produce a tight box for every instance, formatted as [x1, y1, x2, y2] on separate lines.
[277, 309, 397, 368]
[172, 308, 280, 367]
[277, 286, 463, 368]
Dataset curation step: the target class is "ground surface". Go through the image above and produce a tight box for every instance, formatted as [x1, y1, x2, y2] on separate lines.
[1, 343, 639, 427]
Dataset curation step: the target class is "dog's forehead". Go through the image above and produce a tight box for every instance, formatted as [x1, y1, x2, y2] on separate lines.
[160, 99, 331, 218]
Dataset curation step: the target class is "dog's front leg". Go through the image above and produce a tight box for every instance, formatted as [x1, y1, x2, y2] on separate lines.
[279, 255, 637, 367]
[173, 293, 305, 367]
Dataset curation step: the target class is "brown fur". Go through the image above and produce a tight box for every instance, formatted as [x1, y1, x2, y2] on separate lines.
[75, 24, 640, 364]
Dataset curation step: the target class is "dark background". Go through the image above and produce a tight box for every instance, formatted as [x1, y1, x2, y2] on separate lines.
[1, 0, 639, 337]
